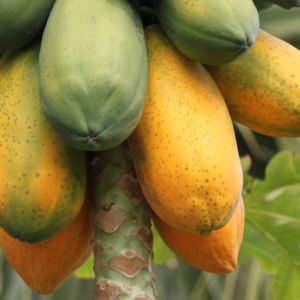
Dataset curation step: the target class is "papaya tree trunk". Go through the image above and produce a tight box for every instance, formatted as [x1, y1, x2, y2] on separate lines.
[89, 141, 157, 300]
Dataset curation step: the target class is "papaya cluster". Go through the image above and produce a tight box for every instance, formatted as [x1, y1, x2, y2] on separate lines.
[0, 0, 300, 297]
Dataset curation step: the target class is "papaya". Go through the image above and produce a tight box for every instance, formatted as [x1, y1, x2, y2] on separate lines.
[0, 36, 86, 244]
[152, 196, 244, 275]
[0, 0, 55, 52]
[0, 170, 94, 295]
[152, 0, 259, 65]
[264, 0, 300, 8]
[128, 25, 243, 236]
[205, 29, 300, 138]
[253, 0, 274, 11]
[39, 0, 148, 151]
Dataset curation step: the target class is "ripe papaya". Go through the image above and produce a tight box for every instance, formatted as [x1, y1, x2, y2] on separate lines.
[39, 0, 148, 151]
[152, 0, 259, 65]
[152, 196, 244, 275]
[205, 29, 300, 138]
[253, 0, 274, 11]
[0, 171, 94, 295]
[0, 0, 55, 52]
[128, 25, 243, 236]
[264, 0, 300, 8]
[0, 36, 86, 244]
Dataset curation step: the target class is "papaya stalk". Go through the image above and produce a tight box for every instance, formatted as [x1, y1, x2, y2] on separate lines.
[89, 141, 157, 300]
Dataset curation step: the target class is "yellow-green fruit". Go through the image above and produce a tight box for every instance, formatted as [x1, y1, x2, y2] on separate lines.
[205, 29, 300, 137]
[0, 37, 86, 244]
[0, 0, 55, 52]
[39, 0, 148, 151]
[152, 0, 259, 65]
[128, 25, 243, 235]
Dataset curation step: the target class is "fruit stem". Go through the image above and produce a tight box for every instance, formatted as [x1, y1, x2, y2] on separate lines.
[89, 141, 157, 300]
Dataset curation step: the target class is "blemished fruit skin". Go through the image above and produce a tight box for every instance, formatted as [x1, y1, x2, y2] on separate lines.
[264, 0, 300, 9]
[0, 0, 55, 52]
[152, 196, 244, 275]
[0, 172, 94, 295]
[0, 37, 86, 244]
[128, 25, 243, 236]
[152, 0, 259, 65]
[205, 29, 300, 138]
[39, 0, 148, 151]
[253, 0, 274, 11]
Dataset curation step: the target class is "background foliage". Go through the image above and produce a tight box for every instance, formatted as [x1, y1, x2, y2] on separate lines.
[1, 4, 300, 300]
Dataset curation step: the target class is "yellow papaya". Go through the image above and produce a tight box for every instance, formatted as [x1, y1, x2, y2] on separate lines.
[205, 29, 300, 137]
[0, 170, 93, 294]
[128, 25, 243, 235]
[0, 37, 86, 244]
[152, 196, 244, 275]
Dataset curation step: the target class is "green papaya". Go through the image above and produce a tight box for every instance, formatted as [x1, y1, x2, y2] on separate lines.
[264, 0, 300, 8]
[253, 0, 274, 10]
[39, 0, 148, 151]
[152, 0, 260, 65]
[0, 0, 55, 52]
[0, 37, 86, 244]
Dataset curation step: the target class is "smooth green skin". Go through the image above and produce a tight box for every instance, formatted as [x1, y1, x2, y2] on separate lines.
[91, 143, 156, 299]
[0, 0, 55, 52]
[264, 0, 300, 8]
[39, 0, 148, 152]
[253, 0, 274, 11]
[152, 0, 260, 65]
[0, 38, 86, 244]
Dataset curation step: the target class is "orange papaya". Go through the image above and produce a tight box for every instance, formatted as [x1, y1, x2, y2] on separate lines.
[0, 168, 94, 295]
[152, 196, 244, 275]
[205, 29, 300, 138]
[128, 25, 243, 236]
[0, 36, 86, 244]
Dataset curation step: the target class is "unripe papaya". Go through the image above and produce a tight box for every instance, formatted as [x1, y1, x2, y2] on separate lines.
[0, 171, 93, 295]
[0, 0, 55, 52]
[128, 25, 243, 235]
[205, 30, 300, 138]
[0, 36, 86, 244]
[152, 196, 244, 275]
[39, 0, 148, 151]
[152, 0, 259, 65]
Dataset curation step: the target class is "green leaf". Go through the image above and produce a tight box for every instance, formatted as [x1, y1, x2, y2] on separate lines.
[241, 155, 252, 174]
[238, 151, 300, 295]
[250, 151, 300, 197]
[240, 155, 253, 193]
[275, 137, 300, 154]
[238, 220, 282, 274]
[152, 222, 176, 265]
[273, 261, 300, 300]
[73, 254, 94, 279]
